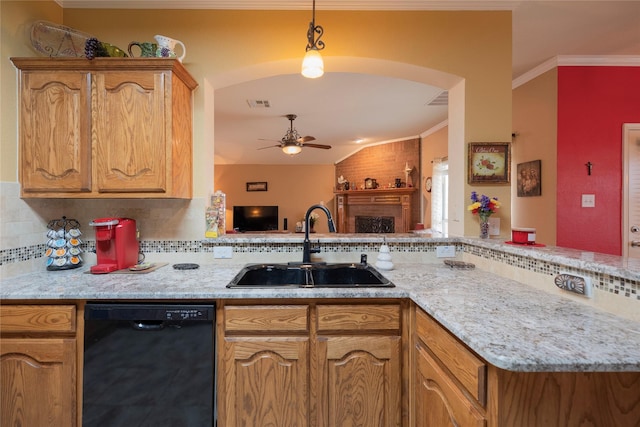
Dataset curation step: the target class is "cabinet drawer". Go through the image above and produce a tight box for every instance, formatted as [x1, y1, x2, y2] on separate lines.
[416, 308, 486, 405]
[317, 304, 400, 331]
[224, 305, 309, 332]
[0, 305, 76, 334]
[416, 342, 486, 426]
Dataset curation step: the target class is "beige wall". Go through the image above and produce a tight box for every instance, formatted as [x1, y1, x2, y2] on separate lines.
[511, 69, 558, 245]
[1, 1, 62, 182]
[1, 3, 512, 237]
[61, 8, 512, 236]
[214, 164, 335, 233]
[421, 126, 449, 228]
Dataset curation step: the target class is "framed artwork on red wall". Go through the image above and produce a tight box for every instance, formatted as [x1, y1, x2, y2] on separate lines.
[468, 142, 510, 184]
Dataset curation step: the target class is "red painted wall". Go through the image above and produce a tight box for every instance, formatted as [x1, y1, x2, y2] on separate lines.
[557, 66, 640, 255]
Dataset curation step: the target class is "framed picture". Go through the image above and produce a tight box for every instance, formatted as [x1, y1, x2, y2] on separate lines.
[246, 181, 268, 192]
[468, 142, 510, 184]
[517, 160, 541, 197]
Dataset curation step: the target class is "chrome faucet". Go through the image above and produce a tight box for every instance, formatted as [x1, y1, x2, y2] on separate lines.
[302, 204, 336, 263]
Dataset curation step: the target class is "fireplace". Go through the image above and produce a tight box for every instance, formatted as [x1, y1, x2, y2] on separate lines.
[355, 216, 395, 233]
[334, 188, 416, 233]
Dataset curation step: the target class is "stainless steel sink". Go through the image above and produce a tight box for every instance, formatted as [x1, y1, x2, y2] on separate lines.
[226, 262, 394, 289]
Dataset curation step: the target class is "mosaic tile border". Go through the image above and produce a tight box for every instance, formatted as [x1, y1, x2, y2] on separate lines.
[1, 240, 636, 300]
[464, 245, 639, 301]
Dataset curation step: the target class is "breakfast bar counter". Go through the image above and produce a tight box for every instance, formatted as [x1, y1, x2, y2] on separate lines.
[2, 258, 639, 373]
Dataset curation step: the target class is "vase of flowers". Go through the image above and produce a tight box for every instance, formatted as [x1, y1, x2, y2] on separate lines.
[468, 191, 500, 238]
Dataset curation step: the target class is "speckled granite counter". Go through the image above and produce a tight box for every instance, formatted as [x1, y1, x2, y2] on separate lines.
[2, 260, 639, 373]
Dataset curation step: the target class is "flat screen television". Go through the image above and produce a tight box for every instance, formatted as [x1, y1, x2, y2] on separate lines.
[233, 206, 278, 232]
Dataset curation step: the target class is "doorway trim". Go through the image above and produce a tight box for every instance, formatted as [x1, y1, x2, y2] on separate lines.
[622, 123, 640, 257]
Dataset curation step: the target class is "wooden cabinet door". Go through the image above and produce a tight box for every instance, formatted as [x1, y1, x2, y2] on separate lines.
[93, 71, 167, 193]
[415, 342, 485, 427]
[19, 72, 91, 194]
[1, 338, 76, 427]
[316, 335, 402, 427]
[220, 337, 310, 427]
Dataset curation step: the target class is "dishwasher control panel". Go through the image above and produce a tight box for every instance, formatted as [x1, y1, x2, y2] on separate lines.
[85, 303, 215, 321]
[165, 308, 212, 321]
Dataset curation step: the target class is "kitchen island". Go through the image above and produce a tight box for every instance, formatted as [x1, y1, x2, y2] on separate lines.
[2, 236, 639, 426]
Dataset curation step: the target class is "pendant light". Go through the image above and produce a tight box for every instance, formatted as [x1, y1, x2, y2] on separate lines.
[301, 0, 325, 78]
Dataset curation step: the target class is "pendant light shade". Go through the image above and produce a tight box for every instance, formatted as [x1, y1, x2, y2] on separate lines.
[301, 49, 324, 78]
[302, 0, 325, 79]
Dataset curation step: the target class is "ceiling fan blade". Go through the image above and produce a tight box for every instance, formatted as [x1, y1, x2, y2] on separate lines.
[297, 135, 316, 143]
[257, 144, 280, 150]
[302, 143, 332, 150]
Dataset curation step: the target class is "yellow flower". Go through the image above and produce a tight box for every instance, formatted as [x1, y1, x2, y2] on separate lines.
[467, 202, 481, 211]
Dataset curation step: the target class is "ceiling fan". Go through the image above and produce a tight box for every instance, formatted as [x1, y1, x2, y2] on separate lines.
[258, 114, 331, 155]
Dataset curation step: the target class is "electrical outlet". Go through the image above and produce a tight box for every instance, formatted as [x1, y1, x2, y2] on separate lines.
[581, 194, 595, 208]
[554, 272, 592, 298]
[213, 246, 233, 259]
[436, 245, 456, 258]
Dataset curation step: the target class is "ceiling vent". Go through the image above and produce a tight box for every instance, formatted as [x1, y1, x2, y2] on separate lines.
[427, 91, 448, 106]
[247, 99, 271, 108]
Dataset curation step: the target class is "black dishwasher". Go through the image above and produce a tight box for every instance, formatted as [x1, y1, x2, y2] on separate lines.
[83, 303, 216, 427]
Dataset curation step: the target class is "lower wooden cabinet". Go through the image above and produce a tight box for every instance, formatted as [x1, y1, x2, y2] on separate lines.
[219, 304, 311, 426]
[415, 342, 486, 427]
[217, 301, 405, 427]
[316, 304, 403, 427]
[0, 305, 77, 427]
[221, 337, 310, 426]
[414, 307, 486, 427]
[412, 304, 640, 427]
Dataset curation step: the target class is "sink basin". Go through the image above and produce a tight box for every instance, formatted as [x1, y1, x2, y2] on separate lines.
[226, 263, 394, 289]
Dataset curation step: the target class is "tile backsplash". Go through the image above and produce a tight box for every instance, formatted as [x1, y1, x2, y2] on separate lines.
[1, 182, 206, 248]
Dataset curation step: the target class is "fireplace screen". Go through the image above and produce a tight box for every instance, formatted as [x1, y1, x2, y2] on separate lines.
[355, 216, 395, 233]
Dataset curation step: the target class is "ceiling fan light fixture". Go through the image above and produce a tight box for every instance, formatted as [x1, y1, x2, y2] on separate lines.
[302, 0, 325, 79]
[282, 144, 303, 155]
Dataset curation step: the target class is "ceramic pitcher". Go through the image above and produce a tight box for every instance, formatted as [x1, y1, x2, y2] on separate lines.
[154, 34, 186, 62]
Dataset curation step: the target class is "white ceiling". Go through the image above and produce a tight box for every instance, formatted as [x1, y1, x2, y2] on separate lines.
[56, 1, 640, 165]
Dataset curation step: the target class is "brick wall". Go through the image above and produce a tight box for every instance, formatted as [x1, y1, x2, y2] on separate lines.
[335, 138, 421, 229]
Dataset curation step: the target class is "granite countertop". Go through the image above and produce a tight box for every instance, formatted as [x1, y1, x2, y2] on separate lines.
[2, 260, 639, 373]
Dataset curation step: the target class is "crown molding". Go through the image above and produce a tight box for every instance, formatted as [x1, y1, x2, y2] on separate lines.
[513, 55, 640, 89]
[54, 0, 519, 10]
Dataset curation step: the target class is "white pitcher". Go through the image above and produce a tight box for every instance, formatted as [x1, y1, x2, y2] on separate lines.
[154, 34, 186, 62]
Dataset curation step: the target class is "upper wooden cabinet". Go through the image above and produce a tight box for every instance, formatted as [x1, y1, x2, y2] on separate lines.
[10, 58, 198, 198]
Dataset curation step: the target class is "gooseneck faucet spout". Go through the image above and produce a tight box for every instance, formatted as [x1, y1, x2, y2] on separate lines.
[303, 204, 336, 263]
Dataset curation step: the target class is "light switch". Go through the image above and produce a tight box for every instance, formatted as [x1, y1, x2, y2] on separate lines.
[581, 194, 595, 208]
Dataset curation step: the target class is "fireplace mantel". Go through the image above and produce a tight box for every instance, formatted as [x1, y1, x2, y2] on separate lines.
[334, 188, 416, 233]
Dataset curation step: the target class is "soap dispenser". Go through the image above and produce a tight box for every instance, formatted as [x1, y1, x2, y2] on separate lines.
[375, 240, 394, 271]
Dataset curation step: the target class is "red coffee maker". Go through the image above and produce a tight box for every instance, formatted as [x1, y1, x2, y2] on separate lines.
[89, 218, 139, 274]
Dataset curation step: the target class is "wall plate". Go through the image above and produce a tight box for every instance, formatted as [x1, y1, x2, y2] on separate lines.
[213, 246, 233, 259]
[554, 272, 592, 297]
[436, 245, 455, 258]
